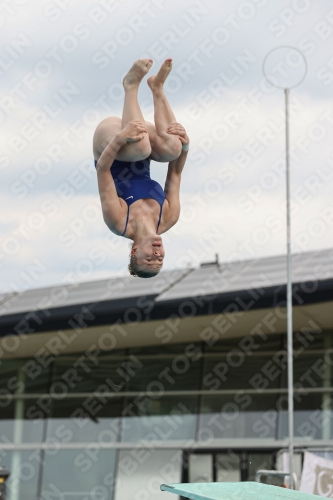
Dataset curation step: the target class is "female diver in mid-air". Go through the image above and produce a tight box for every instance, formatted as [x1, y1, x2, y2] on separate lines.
[93, 58, 189, 278]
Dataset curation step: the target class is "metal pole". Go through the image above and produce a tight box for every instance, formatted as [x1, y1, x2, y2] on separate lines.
[285, 87, 294, 489]
[263, 47, 306, 490]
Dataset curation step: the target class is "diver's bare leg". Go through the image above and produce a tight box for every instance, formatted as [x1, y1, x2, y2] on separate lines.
[122, 58, 153, 126]
[93, 59, 153, 162]
[147, 58, 182, 162]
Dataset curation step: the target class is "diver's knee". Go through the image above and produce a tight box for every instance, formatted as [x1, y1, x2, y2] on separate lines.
[118, 134, 152, 161]
[137, 135, 152, 159]
[167, 135, 182, 158]
[152, 133, 182, 162]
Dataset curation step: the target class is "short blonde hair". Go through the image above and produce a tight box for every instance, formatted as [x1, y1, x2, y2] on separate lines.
[128, 243, 161, 278]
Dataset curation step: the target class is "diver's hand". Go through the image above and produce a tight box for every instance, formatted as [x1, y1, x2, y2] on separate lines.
[116, 120, 148, 146]
[166, 122, 189, 146]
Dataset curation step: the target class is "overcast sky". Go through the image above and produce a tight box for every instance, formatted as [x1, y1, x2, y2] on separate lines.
[1, 0, 333, 293]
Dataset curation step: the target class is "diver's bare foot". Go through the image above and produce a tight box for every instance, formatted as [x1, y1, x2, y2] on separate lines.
[123, 59, 153, 89]
[147, 58, 172, 91]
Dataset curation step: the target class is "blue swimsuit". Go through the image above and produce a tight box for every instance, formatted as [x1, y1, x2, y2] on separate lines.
[95, 157, 165, 236]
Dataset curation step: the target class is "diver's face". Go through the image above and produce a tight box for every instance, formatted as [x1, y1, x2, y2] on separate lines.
[133, 236, 165, 271]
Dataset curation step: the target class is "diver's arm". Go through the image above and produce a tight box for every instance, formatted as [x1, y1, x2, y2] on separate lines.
[95, 136, 126, 230]
[163, 125, 189, 228]
[165, 122, 189, 174]
[96, 121, 148, 230]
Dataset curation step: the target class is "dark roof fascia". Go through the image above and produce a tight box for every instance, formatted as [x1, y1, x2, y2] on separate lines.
[0, 295, 158, 337]
[0, 279, 332, 337]
[149, 278, 333, 321]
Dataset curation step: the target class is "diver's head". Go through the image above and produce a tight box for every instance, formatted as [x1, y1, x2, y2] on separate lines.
[128, 235, 164, 278]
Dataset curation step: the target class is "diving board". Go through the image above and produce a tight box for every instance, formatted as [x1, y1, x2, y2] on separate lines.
[160, 482, 320, 500]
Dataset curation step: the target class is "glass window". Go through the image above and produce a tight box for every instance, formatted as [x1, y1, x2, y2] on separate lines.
[189, 454, 213, 482]
[216, 453, 241, 482]
[205, 334, 283, 353]
[46, 397, 123, 443]
[125, 355, 201, 392]
[51, 356, 131, 394]
[2, 449, 40, 500]
[0, 398, 45, 443]
[129, 344, 191, 356]
[293, 331, 324, 351]
[280, 354, 326, 389]
[202, 355, 285, 391]
[247, 453, 275, 481]
[41, 449, 117, 500]
[0, 359, 50, 394]
[114, 449, 181, 500]
[278, 392, 330, 440]
[199, 394, 279, 440]
[121, 395, 197, 442]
